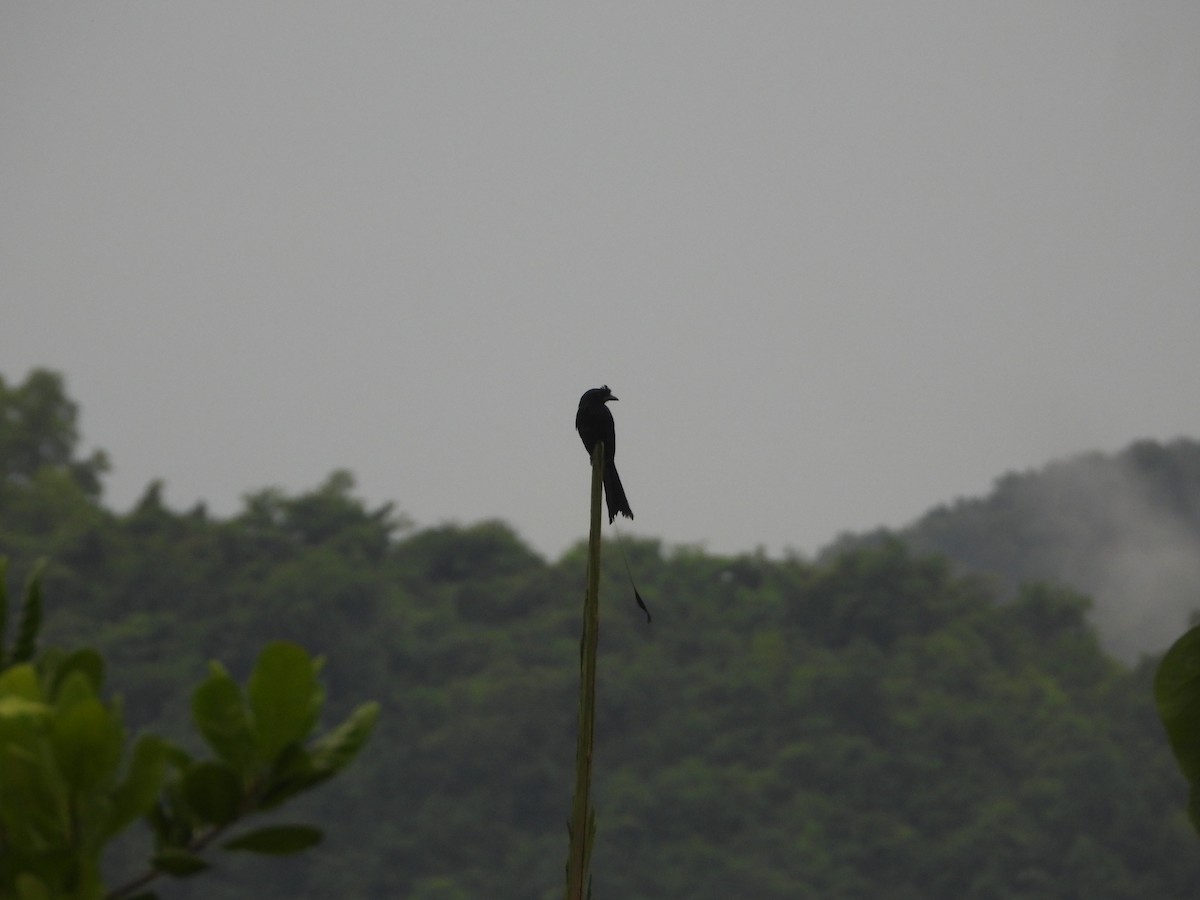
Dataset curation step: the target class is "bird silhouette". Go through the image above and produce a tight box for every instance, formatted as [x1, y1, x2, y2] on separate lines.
[575, 385, 633, 523]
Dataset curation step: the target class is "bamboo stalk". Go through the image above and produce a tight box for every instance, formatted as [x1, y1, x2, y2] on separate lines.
[565, 441, 604, 900]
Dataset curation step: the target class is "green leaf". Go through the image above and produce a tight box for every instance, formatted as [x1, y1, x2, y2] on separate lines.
[0, 663, 44, 703]
[310, 701, 380, 775]
[0, 741, 71, 847]
[258, 743, 322, 809]
[1155, 624, 1200, 784]
[248, 642, 324, 763]
[258, 702, 380, 808]
[149, 785, 196, 849]
[15, 872, 50, 900]
[13, 559, 46, 664]
[222, 824, 323, 854]
[54, 668, 97, 708]
[160, 739, 194, 771]
[152, 848, 210, 877]
[0, 693, 49, 724]
[49, 647, 105, 699]
[182, 759, 243, 825]
[191, 662, 256, 773]
[101, 734, 168, 843]
[50, 694, 123, 792]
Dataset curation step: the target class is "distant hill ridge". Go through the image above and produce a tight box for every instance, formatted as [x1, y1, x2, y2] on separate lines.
[828, 438, 1200, 659]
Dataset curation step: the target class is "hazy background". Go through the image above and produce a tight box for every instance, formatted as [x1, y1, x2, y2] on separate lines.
[3, 4, 1199, 561]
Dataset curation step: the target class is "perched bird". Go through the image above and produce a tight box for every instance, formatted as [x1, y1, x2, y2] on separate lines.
[575, 385, 634, 523]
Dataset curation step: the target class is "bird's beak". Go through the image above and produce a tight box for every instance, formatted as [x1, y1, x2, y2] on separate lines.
[609, 395, 619, 401]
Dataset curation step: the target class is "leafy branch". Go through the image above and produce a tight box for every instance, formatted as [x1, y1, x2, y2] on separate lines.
[0, 560, 379, 900]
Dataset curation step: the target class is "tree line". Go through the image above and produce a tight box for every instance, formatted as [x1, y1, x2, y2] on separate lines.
[1, 368, 1197, 898]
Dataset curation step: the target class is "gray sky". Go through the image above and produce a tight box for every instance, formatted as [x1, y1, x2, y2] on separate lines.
[3, 4, 1199, 561]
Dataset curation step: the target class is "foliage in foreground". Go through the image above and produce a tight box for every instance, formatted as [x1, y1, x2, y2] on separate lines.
[0, 559, 378, 900]
[1155, 624, 1200, 836]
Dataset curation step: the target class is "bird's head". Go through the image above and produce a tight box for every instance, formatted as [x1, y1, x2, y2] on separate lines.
[579, 385, 618, 408]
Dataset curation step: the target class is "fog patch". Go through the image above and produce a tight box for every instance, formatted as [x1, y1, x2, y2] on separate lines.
[887, 439, 1200, 662]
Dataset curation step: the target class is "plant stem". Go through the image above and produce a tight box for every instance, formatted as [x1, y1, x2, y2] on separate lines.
[565, 442, 603, 900]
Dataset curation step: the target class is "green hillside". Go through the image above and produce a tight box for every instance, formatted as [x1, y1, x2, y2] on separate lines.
[1, 369, 1197, 899]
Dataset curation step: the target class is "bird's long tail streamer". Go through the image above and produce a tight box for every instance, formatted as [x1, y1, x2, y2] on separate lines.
[613, 524, 652, 624]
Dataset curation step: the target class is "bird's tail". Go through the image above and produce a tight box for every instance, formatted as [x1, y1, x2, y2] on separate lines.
[604, 462, 634, 523]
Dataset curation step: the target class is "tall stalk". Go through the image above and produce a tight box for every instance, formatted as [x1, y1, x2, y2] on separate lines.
[565, 441, 604, 900]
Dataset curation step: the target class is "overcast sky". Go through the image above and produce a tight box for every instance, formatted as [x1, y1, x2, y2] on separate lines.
[3, 4, 1198, 561]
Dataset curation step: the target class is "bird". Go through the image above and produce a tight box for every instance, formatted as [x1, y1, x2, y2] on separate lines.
[575, 385, 634, 523]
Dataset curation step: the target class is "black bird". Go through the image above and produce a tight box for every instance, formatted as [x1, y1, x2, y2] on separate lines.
[575, 385, 634, 523]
